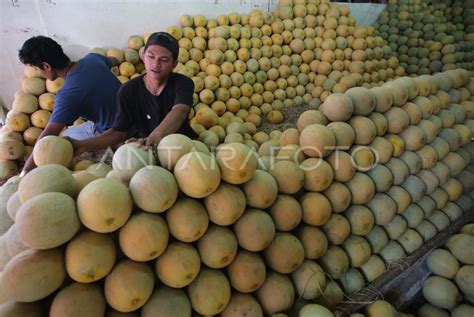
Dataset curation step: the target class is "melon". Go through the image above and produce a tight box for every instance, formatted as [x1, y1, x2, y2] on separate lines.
[204, 182, 246, 226]
[269, 195, 302, 231]
[16, 192, 79, 249]
[50, 283, 106, 317]
[104, 259, 154, 312]
[188, 268, 231, 315]
[166, 198, 209, 243]
[77, 178, 133, 233]
[291, 260, 326, 300]
[345, 87, 376, 116]
[299, 124, 336, 158]
[112, 143, 155, 184]
[0, 139, 24, 160]
[423, 276, 461, 310]
[234, 208, 275, 252]
[216, 142, 257, 184]
[18, 164, 77, 203]
[264, 232, 305, 274]
[446, 234, 474, 265]
[296, 225, 328, 260]
[155, 241, 201, 288]
[242, 170, 278, 209]
[129, 166, 178, 213]
[256, 272, 295, 316]
[65, 230, 116, 283]
[320, 93, 354, 121]
[269, 160, 304, 194]
[174, 151, 221, 198]
[227, 250, 266, 294]
[300, 158, 335, 192]
[0, 301, 44, 317]
[220, 292, 263, 317]
[197, 225, 238, 269]
[1, 248, 65, 302]
[157, 134, 194, 170]
[318, 246, 349, 279]
[119, 212, 169, 262]
[142, 286, 192, 317]
[322, 214, 351, 246]
[33, 135, 73, 167]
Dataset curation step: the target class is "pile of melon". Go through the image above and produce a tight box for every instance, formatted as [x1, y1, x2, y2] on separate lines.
[97, 0, 406, 137]
[418, 223, 474, 317]
[0, 68, 89, 182]
[373, 0, 474, 76]
[0, 71, 65, 180]
[0, 66, 472, 316]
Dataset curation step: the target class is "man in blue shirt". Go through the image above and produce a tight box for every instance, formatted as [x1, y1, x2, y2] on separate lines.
[18, 36, 121, 174]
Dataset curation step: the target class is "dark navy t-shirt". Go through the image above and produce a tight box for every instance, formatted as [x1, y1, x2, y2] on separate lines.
[50, 53, 121, 133]
[113, 73, 196, 139]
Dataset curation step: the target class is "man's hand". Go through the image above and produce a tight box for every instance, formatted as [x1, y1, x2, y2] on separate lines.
[136, 131, 162, 151]
[63, 136, 87, 157]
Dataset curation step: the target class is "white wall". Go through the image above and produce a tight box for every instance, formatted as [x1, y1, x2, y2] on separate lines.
[0, 0, 385, 115]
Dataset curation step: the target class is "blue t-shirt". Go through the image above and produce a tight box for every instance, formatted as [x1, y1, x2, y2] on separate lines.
[50, 53, 121, 133]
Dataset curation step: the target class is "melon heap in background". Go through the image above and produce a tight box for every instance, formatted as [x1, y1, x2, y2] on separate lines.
[97, 0, 405, 140]
[0, 67, 472, 316]
[373, 0, 474, 76]
[418, 223, 474, 317]
[0, 67, 85, 182]
[1, 0, 408, 182]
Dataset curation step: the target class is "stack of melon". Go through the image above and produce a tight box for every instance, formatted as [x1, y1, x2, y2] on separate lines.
[0, 67, 472, 316]
[373, 0, 474, 75]
[95, 0, 405, 137]
[418, 223, 474, 317]
[0, 68, 64, 181]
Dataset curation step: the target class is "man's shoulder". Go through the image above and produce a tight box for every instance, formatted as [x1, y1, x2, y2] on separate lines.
[171, 72, 193, 84]
[119, 75, 144, 95]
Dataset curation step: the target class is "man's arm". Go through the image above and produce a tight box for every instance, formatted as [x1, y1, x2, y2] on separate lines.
[21, 121, 65, 175]
[69, 128, 129, 155]
[139, 104, 190, 149]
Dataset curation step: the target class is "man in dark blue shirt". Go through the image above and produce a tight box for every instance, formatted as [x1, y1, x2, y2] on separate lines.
[18, 36, 121, 174]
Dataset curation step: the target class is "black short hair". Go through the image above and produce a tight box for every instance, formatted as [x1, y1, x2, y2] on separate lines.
[144, 32, 179, 60]
[18, 36, 70, 69]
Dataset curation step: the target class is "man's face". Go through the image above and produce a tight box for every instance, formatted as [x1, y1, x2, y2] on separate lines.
[142, 45, 177, 80]
[33, 62, 56, 81]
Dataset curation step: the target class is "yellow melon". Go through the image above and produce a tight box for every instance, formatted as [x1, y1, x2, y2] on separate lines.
[166, 198, 209, 242]
[155, 241, 201, 288]
[112, 142, 155, 184]
[256, 272, 295, 316]
[299, 124, 336, 158]
[188, 268, 231, 315]
[345, 87, 376, 116]
[269, 160, 304, 194]
[21, 77, 46, 96]
[65, 230, 116, 283]
[269, 195, 302, 231]
[33, 135, 73, 167]
[50, 283, 106, 317]
[0, 139, 24, 160]
[2, 248, 65, 302]
[45, 78, 64, 94]
[174, 152, 221, 198]
[216, 142, 257, 184]
[77, 178, 133, 233]
[119, 212, 169, 262]
[18, 164, 77, 203]
[234, 208, 275, 252]
[220, 292, 263, 317]
[30, 109, 51, 128]
[264, 232, 305, 274]
[0, 301, 43, 317]
[129, 166, 178, 213]
[5, 111, 30, 132]
[197, 225, 238, 269]
[104, 259, 154, 312]
[226, 250, 266, 293]
[297, 110, 328, 132]
[157, 133, 194, 170]
[242, 170, 278, 208]
[318, 245, 349, 279]
[12, 92, 38, 114]
[204, 182, 246, 226]
[320, 92, 354, 122]
[142, 286, 192, 317]
[16, 192, 79, 249]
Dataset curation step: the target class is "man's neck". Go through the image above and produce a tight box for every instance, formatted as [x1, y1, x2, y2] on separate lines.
[144, 74, 169, 94]
[57, 61, 75, 79]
